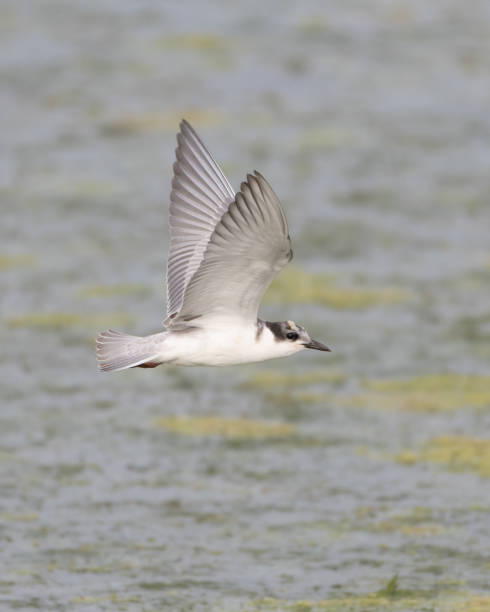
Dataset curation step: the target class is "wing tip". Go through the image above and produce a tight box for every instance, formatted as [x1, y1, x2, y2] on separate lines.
[176, 119, 194, 149]
[253, 170, 272, 193]
[243, 171, 271, 193]
[179, 118, 198, 141]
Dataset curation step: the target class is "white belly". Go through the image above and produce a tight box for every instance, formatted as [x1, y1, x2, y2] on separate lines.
[164, 321, 302, 366]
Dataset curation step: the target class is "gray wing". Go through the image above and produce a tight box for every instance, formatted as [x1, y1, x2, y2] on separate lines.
[169, 171, 293, 328]
[165, 120, 235, 325]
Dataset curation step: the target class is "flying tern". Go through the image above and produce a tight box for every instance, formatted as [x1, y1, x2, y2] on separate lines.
[96, 120, 330, 372]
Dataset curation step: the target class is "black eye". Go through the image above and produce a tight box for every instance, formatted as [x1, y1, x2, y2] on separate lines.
[286, 332, 298, 341]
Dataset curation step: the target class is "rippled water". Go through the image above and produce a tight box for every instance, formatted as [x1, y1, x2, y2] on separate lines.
[2, 1, 490, 610]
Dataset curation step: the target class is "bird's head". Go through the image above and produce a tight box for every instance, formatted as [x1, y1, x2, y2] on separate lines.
[265, 320, 330, 354]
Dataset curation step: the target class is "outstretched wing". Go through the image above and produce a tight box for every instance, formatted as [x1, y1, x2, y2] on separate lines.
[165, 120, 235, 324]
[169, 171, 292, 328]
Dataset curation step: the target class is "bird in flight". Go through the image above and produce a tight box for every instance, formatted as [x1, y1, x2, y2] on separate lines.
[96, 120, 330, 372]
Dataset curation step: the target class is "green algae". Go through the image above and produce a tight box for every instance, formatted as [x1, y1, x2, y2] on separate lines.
[264, 391, 326, 409]
[101, 109, 222, 137]
[155, 33, 232, 69]
[34, 176, 121, 200]
[264, 266, 407, 309]
[283, 54, 309, 76]
[297, 220, 396, 259]
[41, 383, 82, 395]
[242, 369, 345, 391]
[397, 435, 490, 478]
[66, 564, 114, 574]
[71, 594, 141, 604]
[250, 593, 447, 611]
[245, 592, 490, 612]
[336, 188, 395, 209]
[241, 369, 343, 417]
[365, 374, 490, 394]
[346, 374, 490, 413]
[370, 515, 444, 537]
[160, 33, 226, 53]
[154, 416, 297, 440]
[78, 283, 150, 298]
[7, 312, 134, 330]
[297, 16, 329, 38]
[448, 313, 490, 359]
[346, 392, 488, 413]
[453, 597, 490, 612]
[1, 513, 38, 523]
[377, 574, 400, 597]
[353, 506, 446, 538]
[0, 254, 35, 270]
[298, 127, 356, 152]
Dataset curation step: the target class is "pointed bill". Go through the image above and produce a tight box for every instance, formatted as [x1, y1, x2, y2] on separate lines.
[303, 339, 331, 351]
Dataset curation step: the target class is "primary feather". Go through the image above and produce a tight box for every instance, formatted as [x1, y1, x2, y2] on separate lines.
[170, 171, 292, 328]
[166, 120, 235, 324]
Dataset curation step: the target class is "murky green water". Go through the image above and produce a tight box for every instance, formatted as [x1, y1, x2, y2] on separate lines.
[2, 1, 490, 610]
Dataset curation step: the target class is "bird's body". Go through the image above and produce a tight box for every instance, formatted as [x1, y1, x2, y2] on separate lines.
[96, 121, 329, 372]
[99, 319, 306, 370]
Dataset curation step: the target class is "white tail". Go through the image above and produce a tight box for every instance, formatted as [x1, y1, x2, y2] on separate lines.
[96, 330, 163, 372]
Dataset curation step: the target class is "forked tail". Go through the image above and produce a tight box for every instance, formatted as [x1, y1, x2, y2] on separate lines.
[96, 330, 163, 372]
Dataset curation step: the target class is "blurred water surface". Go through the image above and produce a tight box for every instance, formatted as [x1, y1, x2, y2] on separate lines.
[1, 1, 490, 610]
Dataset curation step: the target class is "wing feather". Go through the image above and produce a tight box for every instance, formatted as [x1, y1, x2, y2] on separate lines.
[169, 171, 292, 327]
[166, 120, 235, 323]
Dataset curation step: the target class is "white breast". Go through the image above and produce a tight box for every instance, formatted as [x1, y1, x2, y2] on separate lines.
[165, 320, 303, 366]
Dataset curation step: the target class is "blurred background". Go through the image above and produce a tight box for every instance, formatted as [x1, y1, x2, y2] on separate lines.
[1, 1, 490, 610]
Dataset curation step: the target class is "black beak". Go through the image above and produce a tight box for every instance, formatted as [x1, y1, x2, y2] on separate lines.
[303, 339, 331, 352]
